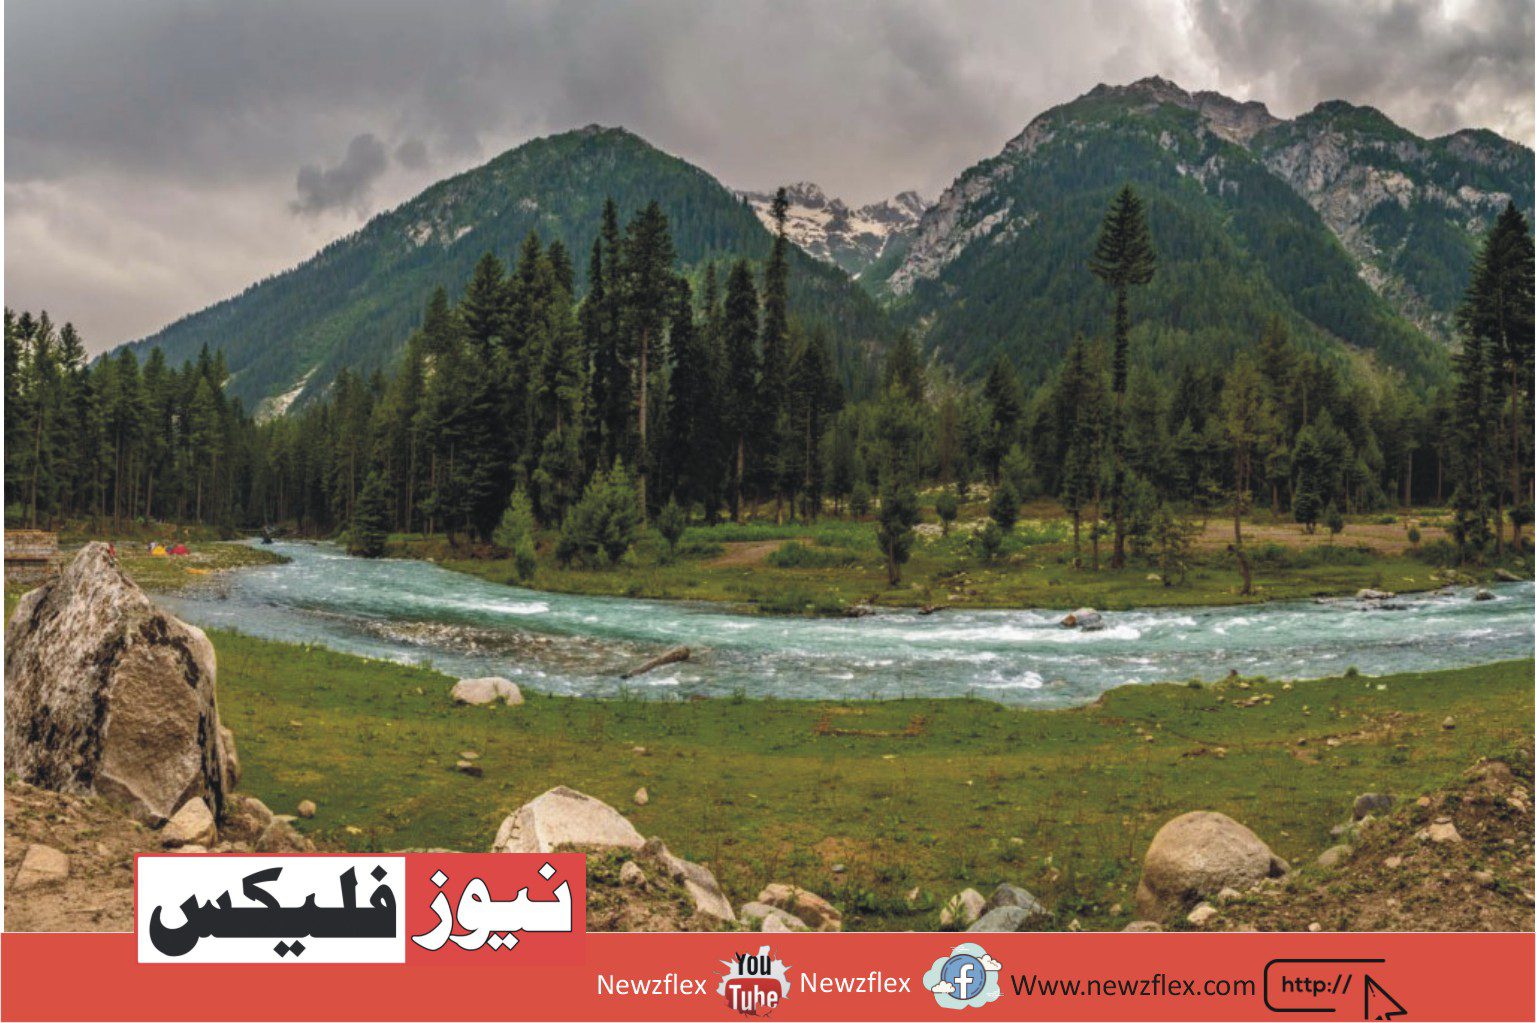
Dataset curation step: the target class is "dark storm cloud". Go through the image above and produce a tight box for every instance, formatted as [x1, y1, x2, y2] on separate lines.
[1187, 0, 1535, 141]
[291, 133, 389, 216]
[5, 0, 1531, 354]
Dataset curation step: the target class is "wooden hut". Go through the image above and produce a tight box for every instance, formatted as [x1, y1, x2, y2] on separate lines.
[5, 530, 61, 586]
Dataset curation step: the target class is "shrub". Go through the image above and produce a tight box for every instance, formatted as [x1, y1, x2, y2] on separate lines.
[1324, 502, 1344, 541]
[767, 541, 857, 569]
[655, 499, 686, 559]
[974, 521, 1005, 562]
[1406, 525, 1421, 546]
[850, 481, 872, 518]
[934, 491, 959, 536]
[556, 463, 642, 567]
[989, 479, 1019, 532]
[492, 486, 538, 581]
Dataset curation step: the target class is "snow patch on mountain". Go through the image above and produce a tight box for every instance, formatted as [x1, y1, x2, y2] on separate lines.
[738, 182, 928, 276]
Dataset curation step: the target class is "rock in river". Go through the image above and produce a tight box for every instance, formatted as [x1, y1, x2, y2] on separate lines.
[1060, 608, 1104, 630]
[4, 542, 234, 824]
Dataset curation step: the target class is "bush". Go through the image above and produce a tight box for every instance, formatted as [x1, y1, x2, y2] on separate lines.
[655, 499, 686, 559]
[850, 481, 872, 518]
[556, 463, 642, 567]
[492, 486, 538, 581]
[1406, 525, 1421, 546]
[934, 491, 959, 536]
[1324, 502, 1344, 541]
[766, 541, 857, 569]
[988, 480, 1019, 532]
[974, 521, 1005, 562]
[1410, 538, 1458, 567]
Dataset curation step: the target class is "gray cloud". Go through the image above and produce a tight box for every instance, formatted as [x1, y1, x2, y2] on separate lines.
[291, 133, 389, 216]
[4, 0, 1530, 354]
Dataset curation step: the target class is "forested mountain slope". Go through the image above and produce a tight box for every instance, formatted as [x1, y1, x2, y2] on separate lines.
[873, 77, 1532, 384]
[126, 126, 889, 412]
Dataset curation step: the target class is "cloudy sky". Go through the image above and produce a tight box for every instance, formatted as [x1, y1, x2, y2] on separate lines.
[6, 0, 1533, 355]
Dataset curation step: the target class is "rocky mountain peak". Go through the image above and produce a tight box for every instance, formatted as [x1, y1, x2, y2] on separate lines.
[738, 182, 930, 276]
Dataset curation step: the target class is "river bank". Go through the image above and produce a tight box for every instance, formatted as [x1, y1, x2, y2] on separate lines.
[208, 629, 1533, 931]
[386, 503, 1530, 615]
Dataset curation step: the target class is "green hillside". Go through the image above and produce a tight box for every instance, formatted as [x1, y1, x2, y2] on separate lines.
[127, 126, 889, 410]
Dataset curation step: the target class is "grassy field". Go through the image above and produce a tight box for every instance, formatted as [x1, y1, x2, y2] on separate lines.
[390, 500, 1527, 614]
[209, 625, 1533, 930]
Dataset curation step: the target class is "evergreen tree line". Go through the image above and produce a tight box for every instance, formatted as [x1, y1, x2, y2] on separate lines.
[5, 310, 253, 528]
[7, 191, 1529, 578]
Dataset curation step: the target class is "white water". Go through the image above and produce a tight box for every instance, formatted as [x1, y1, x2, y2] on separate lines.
[163, 541, 1535, 706]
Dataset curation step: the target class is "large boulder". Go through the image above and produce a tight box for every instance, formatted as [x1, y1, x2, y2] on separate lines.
[492, 786, 644, 854]
[4, 543, 232, 824]
[1136, 811, 1288, 918]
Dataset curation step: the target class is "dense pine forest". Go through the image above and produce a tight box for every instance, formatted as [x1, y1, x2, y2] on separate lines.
[6, 189, 1532, 574]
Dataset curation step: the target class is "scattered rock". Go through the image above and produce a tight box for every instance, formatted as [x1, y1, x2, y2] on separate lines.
[1186, 903, 1218, 927]
[1316, 845, 1353, 869]
[633, 787, 649, 807]
[1353, 792, 1393, 820]
[1472, 870, 1495, 886]
[621, 646, 690, 679]
[451, 676, 523, 706]
[1355, 588, 1396, 600]
[1473, 588, 1494, 602]
[1122, 920, 1162, 932]
[1136, 811, 1289, 918]
[254, 819, 313, 853]
[631, 746, 648, 756]
[160, 799, 216, 848]
[1442, 717, 1456, 730]
[169, 844, 207, 854]
[297, 799, 317, 819]
[969, 905, 1033, 932]
[3, 542, 234, 824]
[758, 883, 842, 931]
[1060, 608, 1104, 630]
[619, 860, 646, 886]
[12, 844, 70, 890]
[219, 795, 274, 844]
[455, 760, 483, 778]
[1216, 886, 1243, 902]
[842, 603, 876, 618]
[740, 902, 809, 932]
[642, 838, 735, 924]
[1383, 855, 1403, 869]
[1307, 922, 1322, 932]
[982, 883, 1047, 922]
[940, 888, 986, 928]
[1423, 820, 1461, 844]
[458, 751, 480, 760]
[493, 786, 645, 854]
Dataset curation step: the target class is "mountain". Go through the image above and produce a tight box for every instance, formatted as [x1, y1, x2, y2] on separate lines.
[737, 182, 928, 277]
[126, 126, 890, 413]
[874, 76, 1533, 383]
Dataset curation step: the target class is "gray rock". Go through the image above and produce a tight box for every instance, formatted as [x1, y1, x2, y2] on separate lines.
[968, 905, 1032, 932]
[1060, 608, 1104, 630]
[1493, 568, 1521, 583]
[161, 798, 216, 848]
[297, 799, 317, 819]
[254, 819, 314, 853]
[633, 787, 649, 806]
[1315, 845, 1353, 869]
[619, 860, 646, 886]
[4, 543, 233, 823]
[643, 837, 735, 924]
[1186, 902, 1218, 927]
[982, 883, 1046, 920]
[451, 676, 523, 706]
[1353, 792, 1393, 820]
[940, 888, 986, 927]
[1473, 588, 1495, 601]
[1136, 811, 1288, 918]
[757, 883, 842, 931]
[493, 786, 644, 854]
[1356, 588, 1396, 600]
[1122, 920, 1162, 932]
[12, 844, 69, 890]
[740, 902, 809, 931]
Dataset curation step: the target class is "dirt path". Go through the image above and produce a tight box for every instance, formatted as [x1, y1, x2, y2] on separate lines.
[708, 540, 785, 568]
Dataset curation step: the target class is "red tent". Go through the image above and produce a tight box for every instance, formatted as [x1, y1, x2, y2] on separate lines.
[170, 543, 189, 556]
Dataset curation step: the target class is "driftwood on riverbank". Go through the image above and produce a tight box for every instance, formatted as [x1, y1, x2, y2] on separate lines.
[621, 645, 690, 679]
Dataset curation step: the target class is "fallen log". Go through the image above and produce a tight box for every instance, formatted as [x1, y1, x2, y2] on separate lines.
[621, 645, 691, 679]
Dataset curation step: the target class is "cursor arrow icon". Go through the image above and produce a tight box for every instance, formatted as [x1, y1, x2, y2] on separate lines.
[1364, 975, 1406, 1021]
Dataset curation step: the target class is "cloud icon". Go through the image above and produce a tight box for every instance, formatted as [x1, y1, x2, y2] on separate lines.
[930, 981, 956, 995]
[980, 954, 1002, 972]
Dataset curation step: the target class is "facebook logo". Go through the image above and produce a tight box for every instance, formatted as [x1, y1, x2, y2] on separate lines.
[941, 954, 986, 1000]
[924, 943, 1002, 1010]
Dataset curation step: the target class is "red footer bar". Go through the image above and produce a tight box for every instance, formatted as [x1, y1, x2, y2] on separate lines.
[3, 931, 1532, 1021]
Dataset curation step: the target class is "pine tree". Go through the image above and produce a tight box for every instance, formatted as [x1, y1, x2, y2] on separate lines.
[1089, 184, 1156, 569]
[721, 260, 760, 521]
[618, 202, 677, 515]
[346, 469, 391, 558]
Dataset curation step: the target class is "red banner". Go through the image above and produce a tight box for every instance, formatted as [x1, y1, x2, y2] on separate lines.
[3, 930, 1532, 1021]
